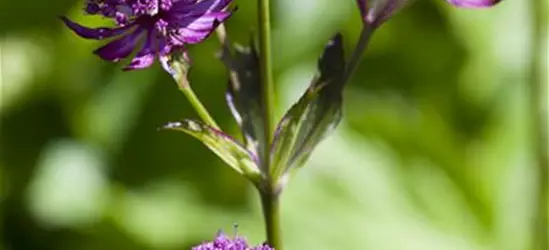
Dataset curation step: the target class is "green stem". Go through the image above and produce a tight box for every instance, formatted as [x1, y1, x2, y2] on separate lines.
[177, 79, 220, 130]
[257, 0, 280, 248]
[341, 25, 375, 84]
[258, 0, 275, 150]
[530, 0, 548, 249]
[260, 189, 283, 250]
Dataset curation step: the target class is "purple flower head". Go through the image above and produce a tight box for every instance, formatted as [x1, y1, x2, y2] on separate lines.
[62, 0, 233, 71]
[446, 0, 501, 8]
[192, 232, 274, 250]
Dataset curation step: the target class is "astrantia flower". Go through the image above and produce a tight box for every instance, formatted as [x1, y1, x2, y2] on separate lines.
[446, 0, 501, 8]
[356, 0, 501, 27]
[61, 0, 233, 71]
[192, 232, 274, 250]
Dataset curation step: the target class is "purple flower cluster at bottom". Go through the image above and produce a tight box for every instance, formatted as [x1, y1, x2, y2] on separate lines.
[192, 232, 273, 250]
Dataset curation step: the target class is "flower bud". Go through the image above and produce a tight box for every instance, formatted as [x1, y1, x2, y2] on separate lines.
[355, 0, 407, 28]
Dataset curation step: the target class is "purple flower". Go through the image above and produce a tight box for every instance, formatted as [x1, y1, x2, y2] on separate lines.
[61, 0, 233, 71]
[446, 0, 501, 8]
[192, 232, 274, 250]
[356, 0, 501, 27]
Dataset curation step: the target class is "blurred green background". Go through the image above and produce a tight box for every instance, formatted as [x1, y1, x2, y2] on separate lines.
[0, 0, 546, 249]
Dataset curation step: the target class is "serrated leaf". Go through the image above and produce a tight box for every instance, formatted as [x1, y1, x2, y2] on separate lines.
[162, 119, 262, 181]
[222, 40, 267, 167]
[270, 33, 345, 179]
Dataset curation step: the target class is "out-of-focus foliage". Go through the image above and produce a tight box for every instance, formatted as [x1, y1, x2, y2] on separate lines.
[0, 0, 544, 250]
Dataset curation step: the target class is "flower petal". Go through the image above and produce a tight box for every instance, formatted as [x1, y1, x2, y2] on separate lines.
[171, 0, 232, 14]
[172, 12, 231, 44]
[446, 0, 501, 8]
[93, 28, 145, 62]
[60, 16, 134, 40]
[123, 31, 156, 70]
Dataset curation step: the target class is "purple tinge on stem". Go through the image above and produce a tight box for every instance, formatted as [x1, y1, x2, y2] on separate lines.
[192, 232, 274, 250]
[61, 0, 233, 71]
[355, 0, 407, 28]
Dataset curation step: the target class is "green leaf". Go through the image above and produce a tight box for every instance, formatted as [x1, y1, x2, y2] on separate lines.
[270, 33, 346, 179]
[162, 119, 262, 182]
[221, 40, 267, 168]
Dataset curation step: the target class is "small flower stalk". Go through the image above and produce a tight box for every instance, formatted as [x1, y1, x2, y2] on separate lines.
[62, 0, 503, 248]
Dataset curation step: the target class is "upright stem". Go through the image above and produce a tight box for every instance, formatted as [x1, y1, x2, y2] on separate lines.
[530, 0, 548, 248]
[257, 0, 275, 148]
[257, 0, 280, 248]
[260, 189, 282, 250]
[341, 25, 375, 84]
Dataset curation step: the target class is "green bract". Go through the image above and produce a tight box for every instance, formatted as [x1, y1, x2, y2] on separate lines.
[165, 34, 346, 193]
[163, 120, 262, 183]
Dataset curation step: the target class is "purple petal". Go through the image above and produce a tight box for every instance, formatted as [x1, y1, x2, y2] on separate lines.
[123, 31, 156, 70]
[157, 36, 172, 56]
[123, 52, 155, 70]
[447, 0, 501, 8]
[171, 0, 232, 14]
[172, 12, 231, 44]
[93, 28, 145, 62]
[60, 16, 134, 40]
